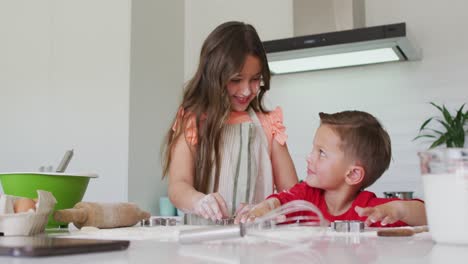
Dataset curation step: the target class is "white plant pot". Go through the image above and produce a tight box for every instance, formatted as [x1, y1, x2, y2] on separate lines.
[419, 148, 468, 244]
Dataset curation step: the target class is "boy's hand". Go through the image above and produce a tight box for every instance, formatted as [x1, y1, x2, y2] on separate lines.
[233, 203, 255, 224]
[355, 201, 404, 226]
[234, 202, 268, 224]
[234, 198, 280, 224]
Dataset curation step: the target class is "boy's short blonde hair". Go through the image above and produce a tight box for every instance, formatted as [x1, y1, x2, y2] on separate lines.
[319, 111, 391, 188]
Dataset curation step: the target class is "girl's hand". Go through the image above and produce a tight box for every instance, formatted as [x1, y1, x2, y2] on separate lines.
[193, 193, 229, 221]
[355, 202, 403, 226]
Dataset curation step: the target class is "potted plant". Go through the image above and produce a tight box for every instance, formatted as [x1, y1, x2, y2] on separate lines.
[414, 102, 468, 148]
[415, 102, 468, 245]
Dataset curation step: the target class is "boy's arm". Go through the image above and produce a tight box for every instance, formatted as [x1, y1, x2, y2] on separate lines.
[355, 200, 427, 226]
[397, 200, 427, 226]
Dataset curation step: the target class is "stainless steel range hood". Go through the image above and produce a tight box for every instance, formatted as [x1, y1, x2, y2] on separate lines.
[263, 0, 421, 74]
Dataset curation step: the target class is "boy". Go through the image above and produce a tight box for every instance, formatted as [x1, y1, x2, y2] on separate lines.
[236, 111, 426, 227]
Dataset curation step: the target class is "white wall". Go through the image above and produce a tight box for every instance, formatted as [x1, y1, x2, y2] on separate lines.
[185, 0, 468, 199]
[0, 0, 186, 214]
[269, 0, 468, 198]
[128, 0, 184, 214]
[184, 0, 293, 81]
[0, 0, 131, 202]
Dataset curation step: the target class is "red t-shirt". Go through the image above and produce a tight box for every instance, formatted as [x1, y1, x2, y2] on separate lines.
[268, 182, 419, 227]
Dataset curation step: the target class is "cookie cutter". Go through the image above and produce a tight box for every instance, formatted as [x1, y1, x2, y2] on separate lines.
[184, 214, 235, 226]
[330, 220, 364, 232]
[140, 217, 178, 227]
[214, 218, 235, 226]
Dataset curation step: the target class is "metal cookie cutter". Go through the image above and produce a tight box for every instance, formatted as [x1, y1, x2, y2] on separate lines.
[184, 214, 235, 226]
[331, 220, 364, 232]
[141, 217, 178, 227]
[214, 218, 235, 226]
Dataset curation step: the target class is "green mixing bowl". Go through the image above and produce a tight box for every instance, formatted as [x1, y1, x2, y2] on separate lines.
[0, 172, 97, 228]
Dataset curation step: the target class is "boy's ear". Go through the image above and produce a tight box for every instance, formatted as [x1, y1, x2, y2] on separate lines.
[345, 165, 365, 186]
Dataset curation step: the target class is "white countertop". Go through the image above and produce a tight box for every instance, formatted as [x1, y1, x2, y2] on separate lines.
[1, 225, 467, 264]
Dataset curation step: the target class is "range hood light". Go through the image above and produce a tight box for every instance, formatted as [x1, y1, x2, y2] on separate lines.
[268, 47, 400, 74]
[263, 23, 421, 74]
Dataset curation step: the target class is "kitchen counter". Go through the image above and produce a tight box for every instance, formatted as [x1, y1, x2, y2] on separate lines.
[0, 225, 467, 264]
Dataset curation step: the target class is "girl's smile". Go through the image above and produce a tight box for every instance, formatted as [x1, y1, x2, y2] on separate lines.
[232, 95, 250, 105]
[227, 55, 262, 112]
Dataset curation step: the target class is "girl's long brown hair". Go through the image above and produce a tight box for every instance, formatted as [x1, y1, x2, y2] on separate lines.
[162, 21, 271, 193]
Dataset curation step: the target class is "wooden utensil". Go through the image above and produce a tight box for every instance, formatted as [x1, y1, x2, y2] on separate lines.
[54, 202, 150, 229]
[377, 226, 429, 237]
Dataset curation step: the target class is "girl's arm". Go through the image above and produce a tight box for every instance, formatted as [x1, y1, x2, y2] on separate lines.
[271, 140, 299, 192]
[167, 133, 203, 211]
[167, 133, 229, 220]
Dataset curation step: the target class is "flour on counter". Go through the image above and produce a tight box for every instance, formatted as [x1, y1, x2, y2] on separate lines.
[50, 225, 203, 241]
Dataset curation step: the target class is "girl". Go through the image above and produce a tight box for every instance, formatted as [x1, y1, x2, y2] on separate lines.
[162, 21, 298, 221]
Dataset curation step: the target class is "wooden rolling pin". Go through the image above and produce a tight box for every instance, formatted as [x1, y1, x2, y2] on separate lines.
[377, 226, 429, 237]
[54, 202, 150, 229]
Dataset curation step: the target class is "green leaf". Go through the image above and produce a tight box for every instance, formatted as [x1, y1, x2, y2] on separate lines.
[447, 140, 454, 148]
[429, 134, 447, 149]
[454, 104, 465, 122]
[412, 134, 436, 141]
[452, 104, 465, 130]
[426, 129, 444, 135]
[454, 138, 464, 148]
[441, 105, 454, 125]
[436, 119, 451, 131]
[430, 102, 443, 113]
[416, 102, 468, 149]
[418, 117, 434, 132]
